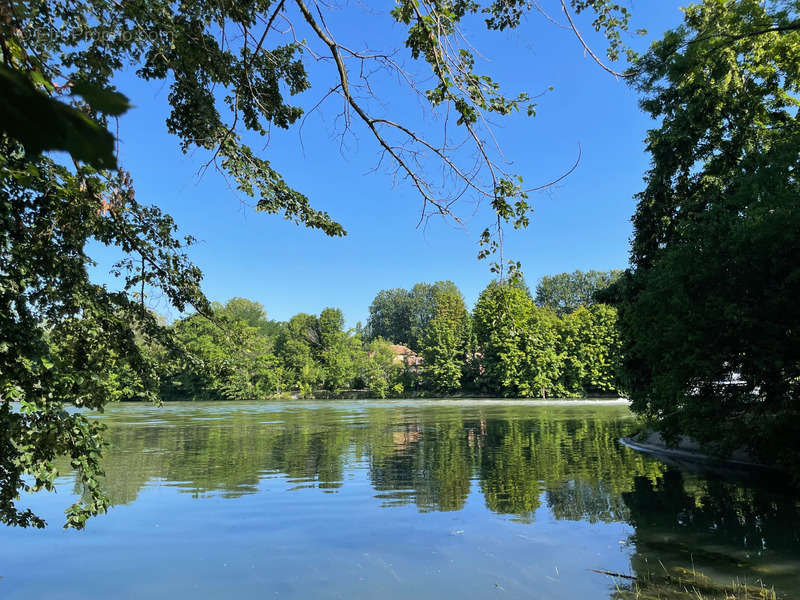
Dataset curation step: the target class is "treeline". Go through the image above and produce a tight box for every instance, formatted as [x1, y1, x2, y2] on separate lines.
[154, 270, 623, 400]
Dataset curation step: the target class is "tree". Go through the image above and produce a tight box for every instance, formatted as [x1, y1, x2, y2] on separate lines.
[0, 143, 207, 529]
[1, 0, 634, 527]
[164, 305, 282, 402]
[366, 281, 461, 352]
[317, 308, 365, 394]
[317, 307, 346, 351]
[420, 285, 470, 395]
[214, 297, 282, 340]
[274, 313, 322, 394]
[557, 304, 621, 396]
[535, 269, 622, 317]
[584, 304, 622, 394]
[407, 282, 462, 352]
[473, 281, 562, 397]
[272, 307, 374, 395]
[360, 338, 407, 399]
[365, 288, 413, 346]
[557, 307, 592, 395]
[611, 0, 800, 473]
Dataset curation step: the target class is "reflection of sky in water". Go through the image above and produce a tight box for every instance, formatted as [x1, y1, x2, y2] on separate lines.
[1, 401, 798, 599]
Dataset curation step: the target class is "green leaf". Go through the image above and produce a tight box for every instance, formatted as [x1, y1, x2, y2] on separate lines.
[71, 81, 133, 117]
[0, 64, 118, 169]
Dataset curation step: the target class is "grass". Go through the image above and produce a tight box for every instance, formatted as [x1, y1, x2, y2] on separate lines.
[597, 563, 778, 600]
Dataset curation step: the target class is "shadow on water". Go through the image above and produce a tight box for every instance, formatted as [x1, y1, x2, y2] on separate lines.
[620, 470, 800, 596]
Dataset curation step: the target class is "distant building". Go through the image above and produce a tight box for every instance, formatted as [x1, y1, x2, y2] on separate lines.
[389, 344, 423, 371]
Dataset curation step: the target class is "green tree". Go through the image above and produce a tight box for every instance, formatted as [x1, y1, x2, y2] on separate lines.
[0, 144, 207, 528]
[365, 288, 413, 346]
[407, 282, 460, 352]
[585, 304, 622, 394]
[473, 281, 562, 397]
[165, 307, 281, 401]
[535, 269, 622, 317]
[360, 339, 407, 399]
[611, 0, 800, 472]
[317, 308, 366, 394]
[557, 304, 621, 396]
[275, 313, 321, 393]
[366, 281, 462, 352]
[420, 286, 470, 395]
[214, 297, 282, 340]
[164, 315, 228, 401]
[272, 307, 372, 395]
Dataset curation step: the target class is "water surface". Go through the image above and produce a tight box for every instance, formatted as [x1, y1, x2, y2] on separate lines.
[1, 400, 798, 599]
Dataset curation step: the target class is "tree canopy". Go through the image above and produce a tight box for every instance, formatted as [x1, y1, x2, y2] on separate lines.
[2, 0, 634, 255]
[365, 281, 461, 352]
[419, 286, 471, 394]
[611, 0, 800, 474]
[166, 279, 624, 402]
[535, 269, 622, 317]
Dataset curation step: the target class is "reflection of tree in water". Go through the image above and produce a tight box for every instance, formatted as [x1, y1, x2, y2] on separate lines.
[369, 412, 474, 512]
[92, 405, 662, 522]
[98, 410, 353, 503]
[479, 419, 544, 519]
[479, 416, 663, 521]
[546, 479, 628, 523]
[619, 469, 800, 596]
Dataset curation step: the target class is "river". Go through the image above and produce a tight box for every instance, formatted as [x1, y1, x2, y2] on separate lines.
[1, 400, 797, 599]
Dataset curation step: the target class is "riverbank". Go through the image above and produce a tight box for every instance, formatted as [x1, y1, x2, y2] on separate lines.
[308, 389, 627, 401]
[125, 393, 631, 404]
[305, 397, 632, 407]
[620, 430, 785, 480]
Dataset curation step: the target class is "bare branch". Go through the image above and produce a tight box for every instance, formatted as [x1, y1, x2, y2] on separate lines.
[294, 0, 463, 222]
[560, 0, 631, 79]
[524, 143, 581, 192]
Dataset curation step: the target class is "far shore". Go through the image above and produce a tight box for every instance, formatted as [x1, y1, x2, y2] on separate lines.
[118, 396, 632, 406]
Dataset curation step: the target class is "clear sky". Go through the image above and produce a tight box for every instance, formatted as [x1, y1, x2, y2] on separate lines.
[92, 1, 686, 326]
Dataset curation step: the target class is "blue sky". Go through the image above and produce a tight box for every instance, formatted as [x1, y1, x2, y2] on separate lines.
[93, 1, 685, 326]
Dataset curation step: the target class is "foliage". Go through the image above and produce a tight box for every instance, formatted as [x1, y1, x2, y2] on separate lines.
[473, 281, 563, 397]
[167, 279, 625, 402]
[365, 281, 461, 352]
[213, 297, 282, 340]
[420, 286, 471, 395]
[4, 0, 635, 261]
[471, 280, 624, 398]
[0, 143, 207, 529]
[274, 312, 321, 394]
[163, 308, 283, 402]
[558, 304, 622, 396]
[266, 307, 410, 396]
[364, 288, 412, 347]
[316, 308, 365, 394]
[361, 339, 407, 399]
[0, 64, 125, 170]
[535, 269, 622, 317]
[611, 0, 800, 474]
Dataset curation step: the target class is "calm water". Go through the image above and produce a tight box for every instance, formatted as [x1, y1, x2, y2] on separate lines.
[1, 400, 799, 599]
